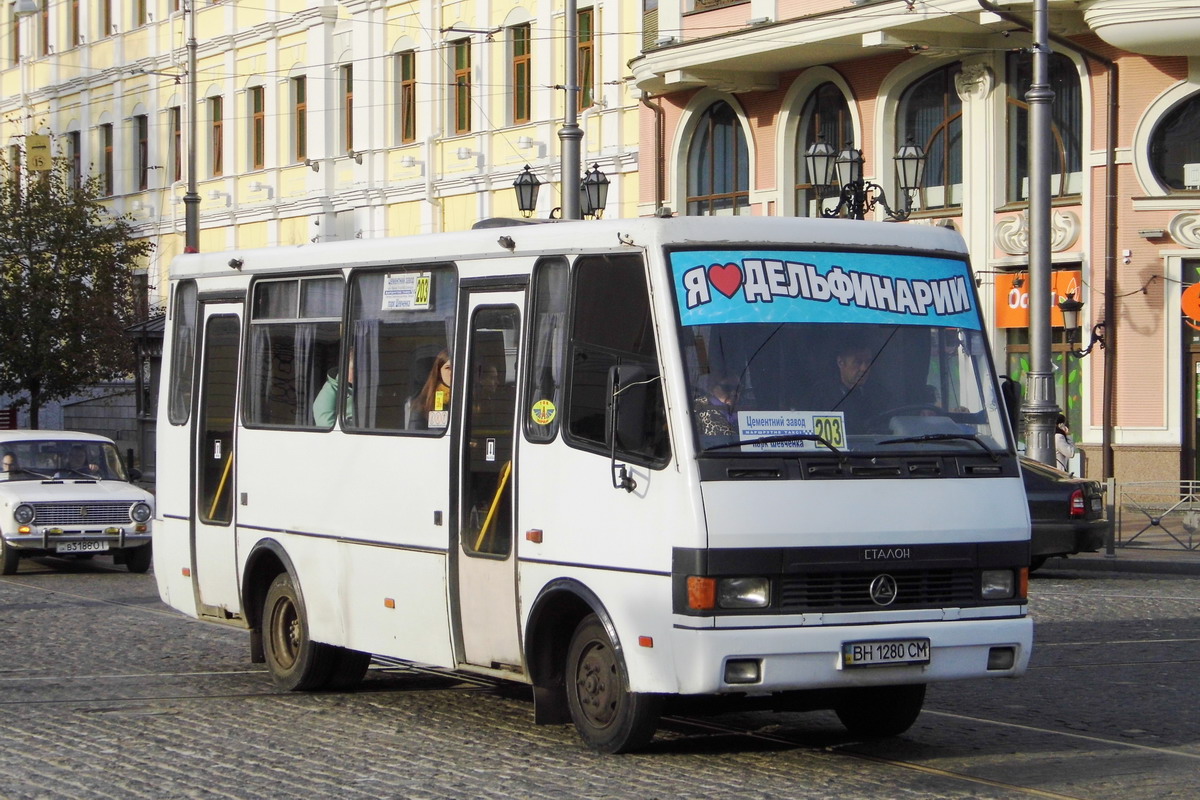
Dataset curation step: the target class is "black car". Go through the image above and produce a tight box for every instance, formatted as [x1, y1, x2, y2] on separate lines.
[1020, 456, 1109, 571]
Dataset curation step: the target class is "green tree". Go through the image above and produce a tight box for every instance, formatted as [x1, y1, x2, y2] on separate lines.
[0, 155, 154, 429]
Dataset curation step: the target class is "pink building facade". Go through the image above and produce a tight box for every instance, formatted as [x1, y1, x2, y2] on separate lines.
[632, 0, 1200, 484]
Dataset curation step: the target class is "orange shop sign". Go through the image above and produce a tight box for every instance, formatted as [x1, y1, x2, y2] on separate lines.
[994, 270, 1081, 328]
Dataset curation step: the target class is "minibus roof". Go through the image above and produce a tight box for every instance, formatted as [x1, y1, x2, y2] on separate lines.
[169, 216, 970, 279]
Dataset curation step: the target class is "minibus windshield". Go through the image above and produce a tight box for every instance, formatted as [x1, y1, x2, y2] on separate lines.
[669, 247, 1012, 457]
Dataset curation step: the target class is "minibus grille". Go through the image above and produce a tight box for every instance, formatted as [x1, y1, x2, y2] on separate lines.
[31, 502, 131, 526]
[778, 569, 976, 612]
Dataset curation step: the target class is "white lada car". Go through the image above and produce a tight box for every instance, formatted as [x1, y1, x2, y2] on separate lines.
[0, 430, 154, 575]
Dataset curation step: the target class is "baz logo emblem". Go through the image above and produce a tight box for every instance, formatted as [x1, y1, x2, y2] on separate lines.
[869, 574, 898, 606]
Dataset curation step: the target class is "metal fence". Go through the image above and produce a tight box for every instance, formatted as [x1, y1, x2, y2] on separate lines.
[1115, 481, 1200, 551]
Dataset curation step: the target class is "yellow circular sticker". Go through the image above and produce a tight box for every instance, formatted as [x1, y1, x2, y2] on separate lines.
[530, 399, 557, 425]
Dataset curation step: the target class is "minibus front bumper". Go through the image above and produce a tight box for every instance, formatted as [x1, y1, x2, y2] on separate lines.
[668, 612, 1032, 696]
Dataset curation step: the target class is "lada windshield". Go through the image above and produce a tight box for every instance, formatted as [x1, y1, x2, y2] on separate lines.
[670, 247, 1012, 456]
[0, 439, 129, 481]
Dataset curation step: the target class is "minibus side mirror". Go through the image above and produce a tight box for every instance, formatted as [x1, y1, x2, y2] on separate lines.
[606, 364, 649, 492]
[999, 375, 1021, 436]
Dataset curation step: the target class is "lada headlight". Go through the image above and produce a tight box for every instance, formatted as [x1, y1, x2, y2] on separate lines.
[130, 502, 152, 523]
[13, 504, 35, 525]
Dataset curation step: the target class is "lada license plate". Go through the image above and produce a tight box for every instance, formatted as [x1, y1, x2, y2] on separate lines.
[843, 638, 930, 668]
[56, 540, 109, 554]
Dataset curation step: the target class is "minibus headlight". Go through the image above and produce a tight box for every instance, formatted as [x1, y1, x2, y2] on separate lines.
[981, 569, 1016, 600]
[130, 502, 152, 523]
[717, 577, 770, 609]
[13, 504, 35, 525]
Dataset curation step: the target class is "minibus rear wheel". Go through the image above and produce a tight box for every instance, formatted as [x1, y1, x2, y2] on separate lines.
[262, 572, 335, 691]
[565, 614, 661, 753]
[835, 683, 926, 738]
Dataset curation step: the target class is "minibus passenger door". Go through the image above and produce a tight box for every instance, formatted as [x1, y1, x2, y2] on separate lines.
[455, 296, 523, 672]
[192, 304, 242, 619]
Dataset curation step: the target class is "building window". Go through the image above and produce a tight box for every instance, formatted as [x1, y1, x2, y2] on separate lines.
[40, 0, 49, 56]
[794, 82, 852, 217]
[100, 0, 112, 38]
[341, 64, 353, 152]
[453, 39, 471, 134]
[1150, 91, 1200, 192]
[9, 7, 19, 63]
[169, 106, 181, 182]
[100, 123, 114, 195]
[397, 51, 416, 144]
[511, 25, 531, 124]
[899, 64, 962, 211]
[1006, 52, 1082, 200]
[209, 96, 223, 177]
[7, 145, 19, 185]
[686, 101, 750, 216]
[66, 130, 81, 189]
[293, 76, 307, 162]
[578, 8, 594, 111]
[69, 0, 80, 48]
[135, 114, 149, 191]
[136, 0, 147, 27]
[249, 86, 265, 170]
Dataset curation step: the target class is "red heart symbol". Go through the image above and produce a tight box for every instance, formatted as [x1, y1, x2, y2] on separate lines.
[708, 263, 743, 298]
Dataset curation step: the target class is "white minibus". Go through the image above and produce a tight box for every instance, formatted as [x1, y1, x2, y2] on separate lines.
[155, 216, 1031, 752]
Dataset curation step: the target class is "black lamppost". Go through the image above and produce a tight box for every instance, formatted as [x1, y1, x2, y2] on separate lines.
[513, 165, 541, 218]
[804, 135, 926, 221]
[1057, 292, 1106, 358]
[580, 163, 610, 219]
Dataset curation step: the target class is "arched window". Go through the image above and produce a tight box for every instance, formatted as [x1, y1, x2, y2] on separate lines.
[794, 82, 852, 217]
[686, 101, 749, 216]
[899, 64, 962, 211]
[1150, 92, 1200, 192]
[1006, 52, 1083, 200]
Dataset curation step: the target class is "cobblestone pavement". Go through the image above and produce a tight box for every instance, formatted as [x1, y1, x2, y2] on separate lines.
[1, 558, 1197, 800]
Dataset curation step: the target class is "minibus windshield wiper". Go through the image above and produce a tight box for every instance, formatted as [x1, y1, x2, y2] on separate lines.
[877, 432, 998, 461]
[703, 433, 843, 455]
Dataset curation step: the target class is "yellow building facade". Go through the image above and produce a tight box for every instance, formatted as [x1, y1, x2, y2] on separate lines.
[1, 0, 641, 310]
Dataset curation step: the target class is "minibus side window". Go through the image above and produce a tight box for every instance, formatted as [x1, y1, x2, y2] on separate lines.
[566, 254, 669, 466]
[168, 280, 198, 425]
[244, 276, 344, 429]
[345, 266, 457, 433]
[523, 257, 568, 443]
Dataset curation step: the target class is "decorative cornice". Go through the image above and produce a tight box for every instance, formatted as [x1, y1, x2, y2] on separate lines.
[1168, 211, 1200, 249]
[994, 209, 1081, 255]
[954, 64, 993, 101]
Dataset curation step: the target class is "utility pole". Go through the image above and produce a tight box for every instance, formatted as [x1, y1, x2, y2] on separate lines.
[1022, 0, 1058, 466]
[558, 0, 581, 220]
[184, 1, 200, 253]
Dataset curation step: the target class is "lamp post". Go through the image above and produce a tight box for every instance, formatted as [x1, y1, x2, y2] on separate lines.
[580, 163, 609, 219]
[804, 136, 925, 221]
[1022, 0, 1057, 466]
[184, 0, 200, 253]
[513, 165, 541, 218]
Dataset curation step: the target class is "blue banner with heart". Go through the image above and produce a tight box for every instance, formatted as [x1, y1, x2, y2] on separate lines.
[670, 249, 979, 330]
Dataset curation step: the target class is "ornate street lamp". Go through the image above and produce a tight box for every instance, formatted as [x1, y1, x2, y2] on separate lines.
[1057, 292, 1106, 358]
[580, 163, 610, 219]
[512, 165, 541, 218]
[806, 136, 926, 221]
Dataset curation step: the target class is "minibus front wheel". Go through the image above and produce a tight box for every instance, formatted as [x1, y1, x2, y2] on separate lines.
[835, 683, 926, 738]
[565, 614, 661, 753]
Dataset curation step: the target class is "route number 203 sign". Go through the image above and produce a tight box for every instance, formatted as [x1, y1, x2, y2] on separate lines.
[734, 411, 847, 451]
